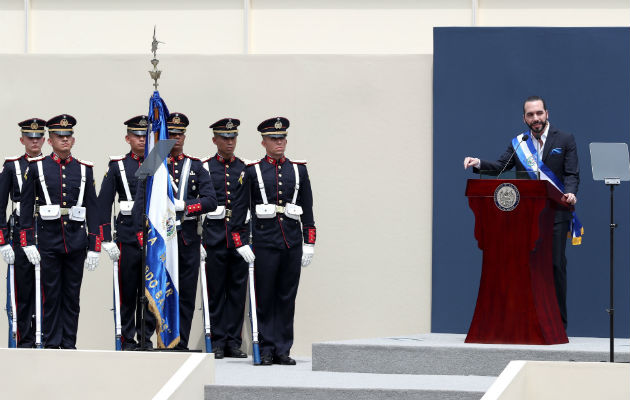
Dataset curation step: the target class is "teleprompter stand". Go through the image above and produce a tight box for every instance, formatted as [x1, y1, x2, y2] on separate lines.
[134, 139, 176, 351]
[589, 142, 630, 362]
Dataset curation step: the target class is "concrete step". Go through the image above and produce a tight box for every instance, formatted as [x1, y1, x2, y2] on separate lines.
[206, 357, 494, 400]
[312, 333, 630, 376]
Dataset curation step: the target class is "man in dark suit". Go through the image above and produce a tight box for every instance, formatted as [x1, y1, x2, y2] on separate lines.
[463, 96, 580, 329]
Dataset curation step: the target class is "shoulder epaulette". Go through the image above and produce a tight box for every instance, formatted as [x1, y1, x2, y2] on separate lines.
[77, 158, 94, 167]
[4, 156, 20, 162]
[28, 155, 45, 163]
[291, 159, 308, 165]
[246, 159, 261, 167]
[184, 154, 201, 161]
[200, 156, 212, 163]
[108, 155, 125, 162]
[238, 157, 254, 165]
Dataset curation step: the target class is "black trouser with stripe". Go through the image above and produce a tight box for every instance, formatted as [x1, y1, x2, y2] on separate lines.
[177, 234, 201, 349]
[254, 245, 302, 357]
[40, 249, 85, 349]
[118, 242, 155, 345]
[12, 232, 35, 348]
[205, 244, 248, 350]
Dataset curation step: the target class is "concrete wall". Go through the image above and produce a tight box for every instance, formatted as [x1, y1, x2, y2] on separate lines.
[0, 349, 213, 399]
[0, 54, 432, 355]
[1, 0, 629, 54]
[483, 360, 630, 400]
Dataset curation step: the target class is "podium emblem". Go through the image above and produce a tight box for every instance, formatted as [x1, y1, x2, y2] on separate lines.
[494, 183, 520, 211]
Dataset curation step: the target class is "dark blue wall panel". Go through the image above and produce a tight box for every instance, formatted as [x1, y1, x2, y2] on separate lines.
[432, 28, 630, 338]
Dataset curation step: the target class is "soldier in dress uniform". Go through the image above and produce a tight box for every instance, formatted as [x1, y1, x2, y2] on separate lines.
[246, 117, 316, 365]
[201, 118, 255, 359]
[19, 114, 101, 349]
[0, 118, 46, 347]
[97, 115, 156, 350]
[163, 112, 217, 350]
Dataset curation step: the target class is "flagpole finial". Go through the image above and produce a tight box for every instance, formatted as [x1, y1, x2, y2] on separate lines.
[149, 26, 165, 91]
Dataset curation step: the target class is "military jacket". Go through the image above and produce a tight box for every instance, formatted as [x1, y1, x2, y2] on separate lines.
[201, 154, 250, 249]
[0, 154, 33, 245]
[97, 152, 144, 245]
[246, 155, 316, 249]
[19, 153, 100, 253]
[133, 153, 217, 246]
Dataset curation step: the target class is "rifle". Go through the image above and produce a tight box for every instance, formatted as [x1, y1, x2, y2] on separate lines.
[6, 214, 17, 348]
[199, 249, 212, 353]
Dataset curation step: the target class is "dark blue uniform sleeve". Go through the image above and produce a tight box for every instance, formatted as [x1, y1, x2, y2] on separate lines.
[97, 162, 119, 242]
[0, 162, 12, 245]
[228, 167, 250, 247]
[85, 166, 101, 252]
[18, 162, 37, 247]
[184, 162, 217, 216]
[297, 165, 316, 245]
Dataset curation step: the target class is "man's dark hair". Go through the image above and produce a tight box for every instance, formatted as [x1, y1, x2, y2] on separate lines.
[523, 96, 547, 113]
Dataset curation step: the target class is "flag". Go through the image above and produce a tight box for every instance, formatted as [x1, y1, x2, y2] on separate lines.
[145, 91, 179, 348]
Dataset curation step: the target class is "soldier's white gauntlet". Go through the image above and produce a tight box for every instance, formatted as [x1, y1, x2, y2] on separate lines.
[301, 244, 314, 267]
[84, 251, 100, 271]
[236, 245, 255, 263]
[0, 245, 15, 264]
[23, 245, 41, 265]
[101, 242, 120, 262]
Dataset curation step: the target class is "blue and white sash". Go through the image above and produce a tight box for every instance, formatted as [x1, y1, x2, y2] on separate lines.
[512, 132, 584, 245]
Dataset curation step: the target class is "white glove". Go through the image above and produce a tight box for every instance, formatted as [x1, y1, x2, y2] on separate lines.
[84, 251, 100, 271]
[174, 199, 186, 212]
[236, 245, 255, 263]
[0, 245, 15, 264]
[23, 245, 41, 265]
[200, 245, 207, 261]
[101, 242, 120, 262]
[301, 244, 314, 267]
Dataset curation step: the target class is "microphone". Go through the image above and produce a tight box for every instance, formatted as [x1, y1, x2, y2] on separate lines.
[497, 134, 529, 179]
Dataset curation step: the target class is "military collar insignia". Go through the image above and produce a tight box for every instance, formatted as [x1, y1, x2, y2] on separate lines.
[51, 152, 73, 164]
[168, 153, 184, 163]
[216, 154, 236, 164]
[130, 152, 143, 161]
[265, 155, 285, 165]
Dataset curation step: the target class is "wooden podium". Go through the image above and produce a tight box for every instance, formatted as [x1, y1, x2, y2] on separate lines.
[465, 179, 569, 345]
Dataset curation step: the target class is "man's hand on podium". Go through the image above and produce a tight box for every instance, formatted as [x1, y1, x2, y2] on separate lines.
[463, 157, 480, 170]
[563, 192, 577, 205]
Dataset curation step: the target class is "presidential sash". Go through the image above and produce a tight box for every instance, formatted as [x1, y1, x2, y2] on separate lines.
[512, 132, 584, 245]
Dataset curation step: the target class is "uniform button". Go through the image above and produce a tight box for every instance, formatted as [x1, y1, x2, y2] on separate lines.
[279, 191, 283, 195]
[62, 166, 66, 170]
[279, 174, 282, 177]
[174, 162, 178, 166]
[63, 193, 66, 196]
[279, 199, 283, 204]
[226, 218, 230, 222]
[227, 182, 230, 186]
[63, 202, 67, 205]
[64, 221, 67, 225]
[62, 184, 66, 187]
[278, 166, 282, 170]
[175, 170, 179, 173]
[226, 173, 230, 177]
[62, 175, 66, 178]
[226, 165, 230, 168]
[227, 191, 231, 195]
[36, 197, 39, 201]
[280, 217, 284, 221]
[175, 179, 179, 182]
[279, 182, 283, 186]
[227, 200, 231, 204]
